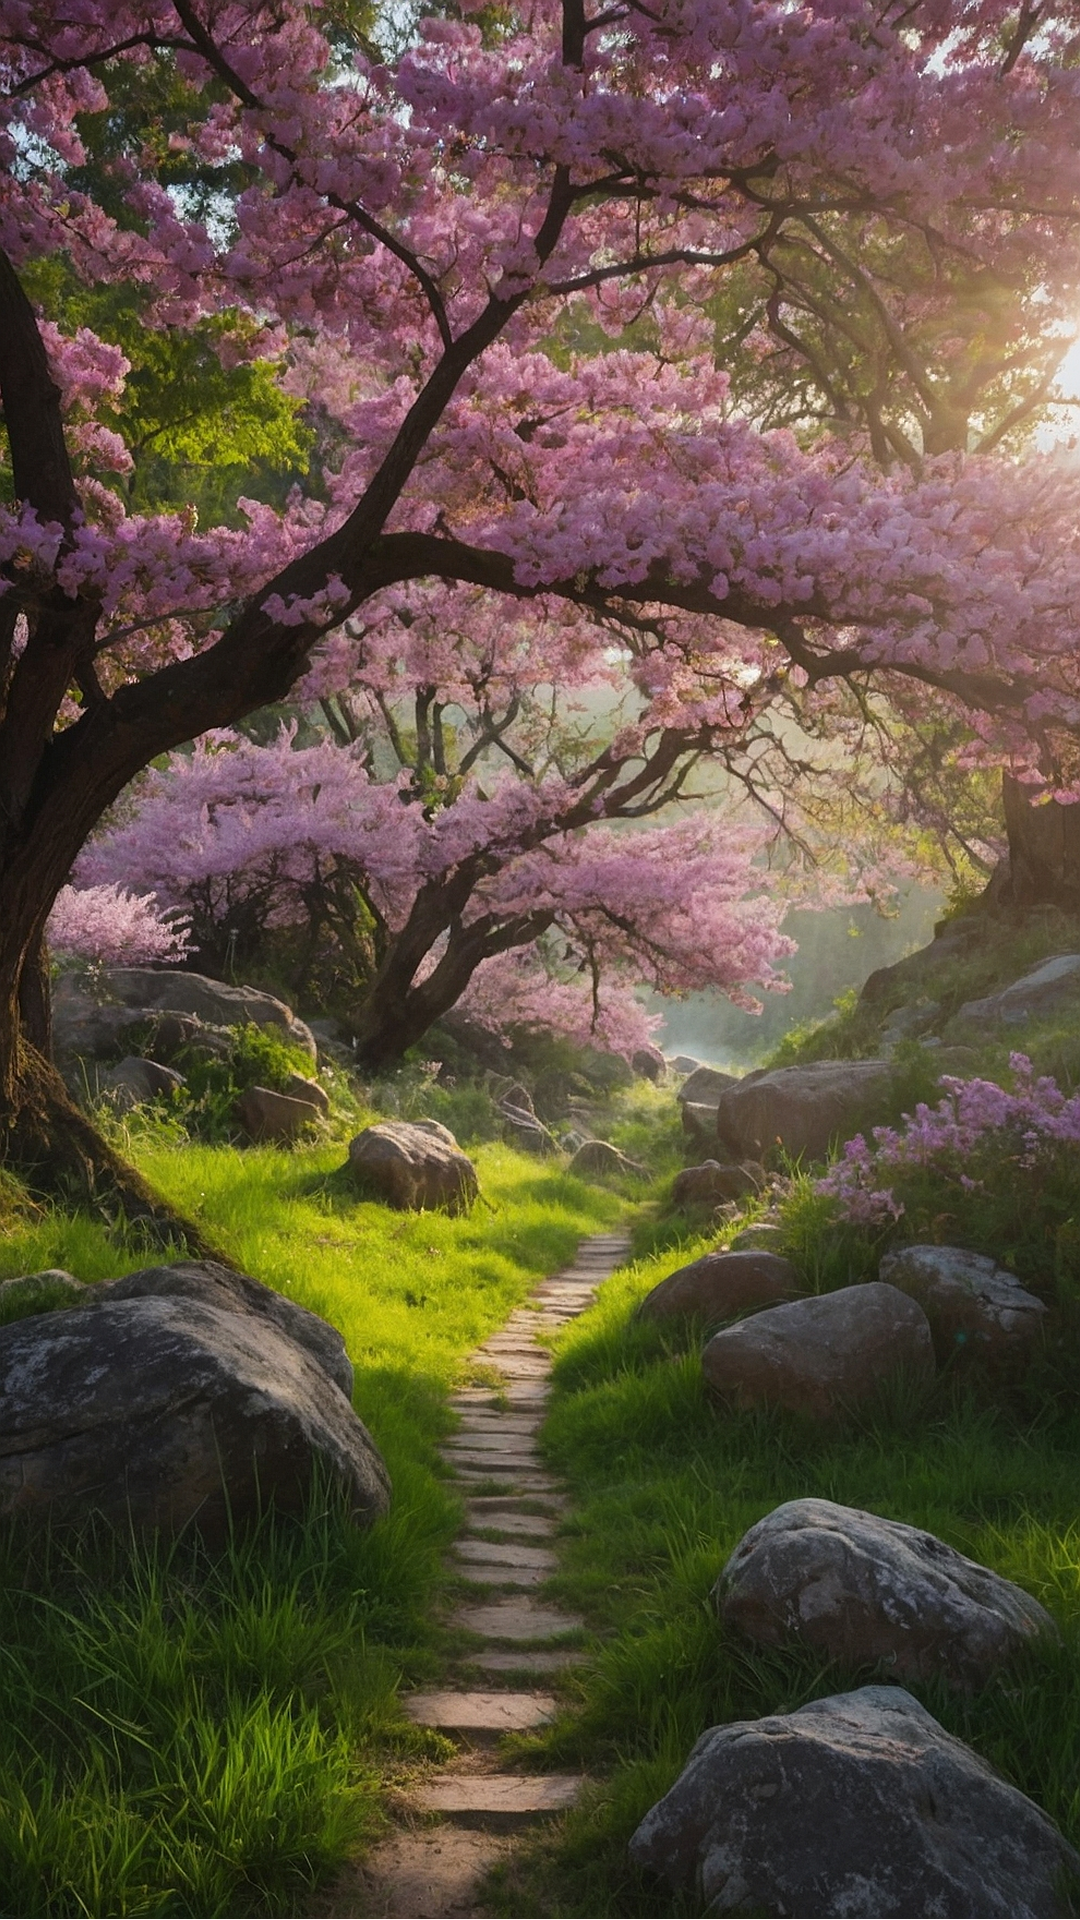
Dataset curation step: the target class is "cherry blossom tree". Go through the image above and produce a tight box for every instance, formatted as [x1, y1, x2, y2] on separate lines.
[5, 0, 1080, 1215]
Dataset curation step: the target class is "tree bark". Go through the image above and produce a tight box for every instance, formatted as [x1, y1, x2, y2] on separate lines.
[999, 773, 1080, 913]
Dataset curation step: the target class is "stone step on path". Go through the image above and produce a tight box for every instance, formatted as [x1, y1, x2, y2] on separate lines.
[352, 1230, 631, 1918]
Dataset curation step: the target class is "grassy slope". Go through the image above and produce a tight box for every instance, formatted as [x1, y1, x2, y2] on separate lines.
[0, 1139, 624, 1918]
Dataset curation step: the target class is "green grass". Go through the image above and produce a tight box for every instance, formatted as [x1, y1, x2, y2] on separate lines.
[483, 1232, 1080, 1918]
[0, 1136, 625, 1916]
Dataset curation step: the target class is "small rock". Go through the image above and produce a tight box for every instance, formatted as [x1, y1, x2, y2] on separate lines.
[669, 1054, 701, 1075]
[716, 1497, 1056, 1688]
[628, 1684, 1079, 1917]
[501, 1084, 535, 1115]
[101, 1055, 186, 1110]
[879, 998, 941, 1048]
[701, 1282, 934, 1420]
[727, 1221, 785, 1252]
[347, 1120, 479, 1213]
[236, 1083, 322, 1143]
[560, 1128, 589, 1154]
[567, 1139, 646, 1181]
[672, 1160, 764, 1209]
[880, 1244, 1047, 1369]
[638, 1249, 798, 1327]
[281, 1071, 330, 1115]
[0, 1270, 87, 1316]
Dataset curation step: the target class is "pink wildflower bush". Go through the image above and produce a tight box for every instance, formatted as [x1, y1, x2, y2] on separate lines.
[817, 1055, 1080, 1227]
[47, 885, 191, 969]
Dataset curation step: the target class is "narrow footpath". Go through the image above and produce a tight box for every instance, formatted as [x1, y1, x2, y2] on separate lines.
[344, 1231, 631, 1919]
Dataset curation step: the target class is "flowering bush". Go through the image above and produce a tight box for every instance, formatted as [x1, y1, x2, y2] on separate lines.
[817, 1055, 1080, 1227]
[47, 885, 191, 968]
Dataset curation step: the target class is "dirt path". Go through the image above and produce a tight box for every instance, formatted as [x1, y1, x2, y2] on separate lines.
[319, 1231, 631, 1919]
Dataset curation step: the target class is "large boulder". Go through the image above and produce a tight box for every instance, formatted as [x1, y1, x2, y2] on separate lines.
[701, 1281, 934, 1420]
[628, 1684, 1078, 1917]
[879, 1244, 1047, 1369]
[101, 968, 317, 1059]
[92, 1259, 355, 1399]
[347, 1120, 479, 1213]
[714, 1058, 894, 1162]
[0, 1294, 387, 1536]
[672, 1160, 764, 1209]
[638, 1249, 798, 1327]
[716, 1497, 1056, 1688]
[946, 954, 1080, 1038]
[236, 1083, 324, 1144]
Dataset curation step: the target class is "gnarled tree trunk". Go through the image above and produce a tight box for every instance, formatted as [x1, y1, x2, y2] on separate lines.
[999, 773, 1080, 913]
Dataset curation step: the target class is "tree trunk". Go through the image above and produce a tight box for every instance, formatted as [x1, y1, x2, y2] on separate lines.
[999, 773, 1080, 913]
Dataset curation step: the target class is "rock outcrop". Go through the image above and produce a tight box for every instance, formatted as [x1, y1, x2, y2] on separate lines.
[879, 1244, 1047, 1369]
[946, 954, 1080, 1037]
[716, 1497, 1056, 1688]
[638, 1249, 798, 1326]
[714, 1058, 894, 1162]
[347, 1120, 479, 1212]
[628, 1684, 1078, 1917]
[701, 1281, 934, 1419]
[101, 968, 318, 1058]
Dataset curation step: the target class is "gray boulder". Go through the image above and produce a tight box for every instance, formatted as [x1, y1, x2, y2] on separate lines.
[567, 1139, 647, 1181]
[101, 1055, 186, 1110]
[101, 968, 317, 1059]
[716, 1497, 1056, 1688]
[947, 954, 1080, 1037]
[672, 1160, 764, 1209]
[628, 1684, 1079, 1916]
[669, 1054, 701, 1075]
[880, 1244, 1047, 1369]
[879, 997, 941, 1050]
[677, 1066, 739, 1108]
[715, 1058, 894, 1162]
[347, 1120, 479, 1213]
[236, 1083, 323, 1144]
[701, 1281, 934, 1420]
[679, 1100, 721, 1145]
[92, 1259, 354, 1399]
[638, 1249, 798, 1327]
[0, 1295, 387, 1536]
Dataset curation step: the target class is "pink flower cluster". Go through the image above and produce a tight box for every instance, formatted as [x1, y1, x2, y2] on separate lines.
[47, 884, 191, 968]
[817, 1055, 1080, 1225]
